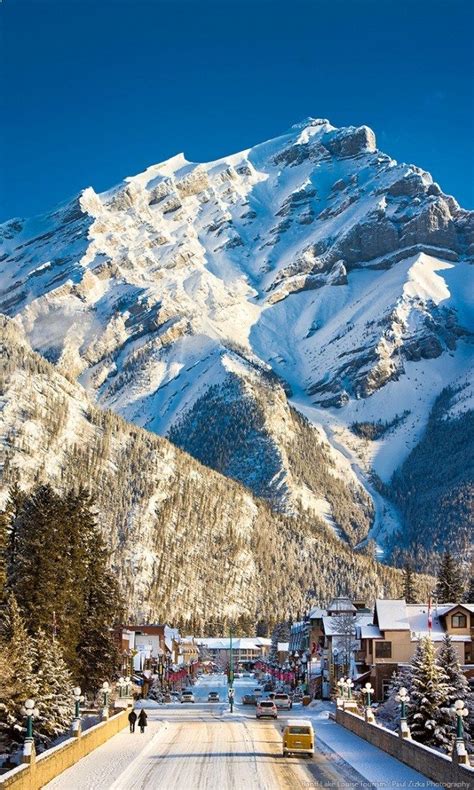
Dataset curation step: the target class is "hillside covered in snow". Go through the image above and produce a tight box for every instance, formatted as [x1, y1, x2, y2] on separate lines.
[1, 118, 472, 562]
[1, 317, 417, 622]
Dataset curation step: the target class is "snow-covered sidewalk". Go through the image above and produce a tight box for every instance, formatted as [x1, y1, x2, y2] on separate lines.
[44, 710, 167, 790]
[316, 718, 442, 788]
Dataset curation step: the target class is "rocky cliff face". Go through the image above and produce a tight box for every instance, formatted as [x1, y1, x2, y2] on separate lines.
[1, 118, 472, 553]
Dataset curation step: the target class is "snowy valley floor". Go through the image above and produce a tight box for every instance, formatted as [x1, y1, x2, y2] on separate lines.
[45, 676, 442, 790]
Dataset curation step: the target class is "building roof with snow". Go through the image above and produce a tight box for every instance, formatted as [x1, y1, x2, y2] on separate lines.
[374, 599, 410, 631]
[308, 606, 326, 619]
[327, 597, 356, 614]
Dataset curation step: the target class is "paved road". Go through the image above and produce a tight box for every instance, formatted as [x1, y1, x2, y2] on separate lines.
[45, 674, 440, 789]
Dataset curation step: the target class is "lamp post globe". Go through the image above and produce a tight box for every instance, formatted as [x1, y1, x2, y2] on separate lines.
[73, 686, 82, 719]
[23, 699, 36, 741]
[345, 678, 353, 700]
[102, 681, 110, 708]
[363, 683, 374, 708]
[395, 687, 410, 720]
[337, 677, 346, 699]
[453, 699, 469, 741]
[117, 677, 125, 698]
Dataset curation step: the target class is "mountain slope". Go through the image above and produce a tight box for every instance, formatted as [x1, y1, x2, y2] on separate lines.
[1, 317, 416, 623]
[1, 118, 472, 552]
[388, 376, 473, 563]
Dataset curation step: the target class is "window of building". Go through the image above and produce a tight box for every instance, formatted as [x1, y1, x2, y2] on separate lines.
[451, 614, 467, 628]
[375, 641, 392, 658]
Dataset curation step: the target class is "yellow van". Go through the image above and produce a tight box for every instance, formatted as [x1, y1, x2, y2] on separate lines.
[282, 719, 314, 757]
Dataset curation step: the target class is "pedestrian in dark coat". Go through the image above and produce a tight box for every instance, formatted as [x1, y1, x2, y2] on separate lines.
[128, 709, 137, 733]
[137, 709, 148, 733]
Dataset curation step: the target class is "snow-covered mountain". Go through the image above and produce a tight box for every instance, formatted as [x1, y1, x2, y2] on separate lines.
[1, 118, 473, 553]
[1, 316, 414, 621]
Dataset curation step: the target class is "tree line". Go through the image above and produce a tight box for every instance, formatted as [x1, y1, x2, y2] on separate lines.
[0, 484, 123, 761]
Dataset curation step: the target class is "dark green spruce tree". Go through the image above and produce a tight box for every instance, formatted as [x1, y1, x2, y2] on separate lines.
[465, 571, 474, 604]
[74, 489, 123, 694]
[10, 485, 77, 654]
[435, 551, 465, 603]
[401, 563, 418, 604]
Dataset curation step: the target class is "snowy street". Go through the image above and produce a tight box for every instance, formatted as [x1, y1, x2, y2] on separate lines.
[44, 675, 441, 789]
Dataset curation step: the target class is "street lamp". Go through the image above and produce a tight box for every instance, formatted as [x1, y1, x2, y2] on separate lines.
[337, 677, 346, 699]
[22, 699, 38, 743]
[301, 653, 308, 692]
[453, 699, 469, 741]
[102, 681, 110, 708]
[73, 687, 82, 719]
[117, 677, 125, 698]
[345, 678, 354, 700]
[362, 683, 374, 709]
[395, 687, 410, 721]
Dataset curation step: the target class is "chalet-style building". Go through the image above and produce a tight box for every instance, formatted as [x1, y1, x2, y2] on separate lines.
[360, 600, 474, 699]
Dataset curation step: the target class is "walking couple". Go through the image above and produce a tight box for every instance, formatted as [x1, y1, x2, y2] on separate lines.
[128, 708, 147, 733]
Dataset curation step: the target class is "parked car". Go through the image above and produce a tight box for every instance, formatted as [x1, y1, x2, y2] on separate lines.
[208, 692, 220, 702]
[242, 694, 257, 705]
[282, 719, 314, 757]
[274, 693, 292, 710]
[180, 691, 195, 703]
[263, 682, 273, 692]
[253, 687, 263, 697]
[256, 700, 278, 719]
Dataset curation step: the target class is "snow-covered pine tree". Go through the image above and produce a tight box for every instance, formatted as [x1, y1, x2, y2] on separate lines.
[401, 564, 418, 604]
[408, 635, 452, 750]
[465, 572, 474, 604]
[436, 551, 465, 603]
[34, 630, 74, 744]
[437, 633, 472, 745]
[376, 666, 412, 731]
[10, 485, 74, 650]
[5, 483, 26, 574]
[75, 498, 123, 694]
[0, 594, 38, 754]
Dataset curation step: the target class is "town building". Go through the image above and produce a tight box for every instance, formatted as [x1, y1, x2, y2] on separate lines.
[362, 600, 474, 699]
[196, 637, 272, 666]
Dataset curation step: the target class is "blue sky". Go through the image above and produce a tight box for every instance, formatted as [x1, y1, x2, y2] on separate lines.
[1, 0, 473, 221]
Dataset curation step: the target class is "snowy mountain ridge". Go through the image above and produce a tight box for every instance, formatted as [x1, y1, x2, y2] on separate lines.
[1, 117, 472, 551]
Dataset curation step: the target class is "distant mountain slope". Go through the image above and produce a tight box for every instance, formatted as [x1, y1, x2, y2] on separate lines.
[388, 378, 474, 564]
[1, 118, 472, 553]
[1, 317, 417, 624]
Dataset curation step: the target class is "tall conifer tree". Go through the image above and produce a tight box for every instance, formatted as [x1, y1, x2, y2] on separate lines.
[401, 563, 418, 603]
[437, 633, 472, 744]
[0, 595, 38, 751]
[408, 636, 451, 749]
[35, 630, 74, 742]
[74, 489, 123, 693]
[436, 551, 465, 603]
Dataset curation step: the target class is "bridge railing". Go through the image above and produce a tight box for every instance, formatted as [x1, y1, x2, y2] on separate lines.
[0, 709, 129, 790]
